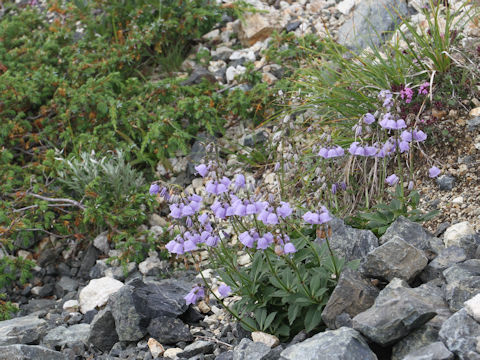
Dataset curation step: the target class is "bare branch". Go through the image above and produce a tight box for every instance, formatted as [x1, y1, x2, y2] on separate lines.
[13, 203, 80, 213]
[24, 193, 86, 210]
[15, 228, 71, 238]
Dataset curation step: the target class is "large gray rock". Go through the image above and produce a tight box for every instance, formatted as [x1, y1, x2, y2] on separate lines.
[55, 276, 79, 298]
[361, 237, 428, 282]
[0, 344, 67, 360]
[439, 309, 480, 359]
[352, 278, 437, 346]
[402, 342, 454, 360]
[0, 315, 47, 346]
[147, 316, 193, 344]
[412, 281, 451, 329]
[87, 308, 118, 352]
[337, 0, 410, 50]
[443, 260, 480, 312]
[78, 244, 99, 279]
[42, 324, 90, 349]
[109, 278, 191, 342]
[318, 217, 378, 262]
[391, 325, 440, 360]
[280, 327, 377, 360]
[321, 269, 379, 329]
[379, 216, 444, 257]
[233, 338, 272, 360]
[420, 246, 467, 282]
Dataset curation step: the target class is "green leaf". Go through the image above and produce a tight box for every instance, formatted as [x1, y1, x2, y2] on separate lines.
[304, 306, 323, 333]
[263, 312, 277, 330]
[288, 304, 301, 325]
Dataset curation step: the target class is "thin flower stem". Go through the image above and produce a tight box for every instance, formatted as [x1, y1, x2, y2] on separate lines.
[283, 255, 318, 302]
[197, 266, 257, 332]
[264, 250, 293, 294]
[322, 225, 340, 279]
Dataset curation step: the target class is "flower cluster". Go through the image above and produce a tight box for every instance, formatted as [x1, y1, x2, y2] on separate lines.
[151, 160, 336, 307]
[311, 87, 439, 191]
[152, 162, 334, 258]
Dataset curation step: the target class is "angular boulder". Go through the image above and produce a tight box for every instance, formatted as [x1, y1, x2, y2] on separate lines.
[280, 327, 377, 360]
[361, 237, 428, 282]
[439, 308, 480, 359]
[391, 325, 440, 360]
[42, 324, 90, 349]
[352, 278, 437, 346]
[379, 216, 444, 257]
[109, 278, 192, 342]
[443, 259, 480, 312]
[87, 307, 119, 352]
[232, 338, 272, 360]
[321, 268, 379, 329]
[0, 315, 47, 346]
[319, 217, 378, 262]
[402, 342, 454, 360]
[420, 246, 467, 282]
[147, 316, 193, 344]
[0, 344, 67, 360]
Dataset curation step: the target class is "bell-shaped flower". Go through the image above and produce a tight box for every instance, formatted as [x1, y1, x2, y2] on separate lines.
[385, 174, 399, 186]
[239, 231, 254, 248]
[283, 242, 296, 254]
[195, 164, 209, 177]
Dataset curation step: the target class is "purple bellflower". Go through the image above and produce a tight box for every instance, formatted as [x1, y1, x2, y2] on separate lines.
[218, 284, 232, 297]
[429, 166, 441, 178]
[149, 183, 160, 195]
[195, 164, 209, 177]
[385, 174, 399, 186]
[283, 242, 296, 254]
[363, 113, 376, 124]
[184, 286, 205, 305]
[318, 146, 344, 159]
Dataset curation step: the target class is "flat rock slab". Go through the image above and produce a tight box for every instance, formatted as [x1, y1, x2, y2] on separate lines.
[439, 308, 480, 359]
[178, 340, 214, 358]
[352, 278, 437, 346]
[0, 315, 47, 346]
[321, 268, 379, 329]
[379, 216, 444, 257]
[319, 217, 378, 262]
[280, 327, 377, 360]
[361, 237, 428, 282]
[42, 324, 90, 349]
[0, 344, 67, 360]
